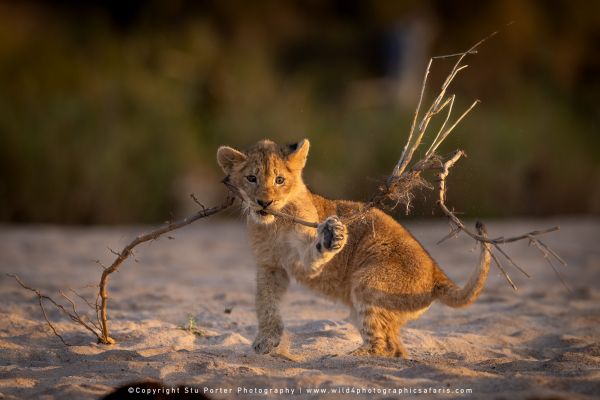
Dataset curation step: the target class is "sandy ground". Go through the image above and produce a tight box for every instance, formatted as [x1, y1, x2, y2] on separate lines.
[0, 218, 598, 399]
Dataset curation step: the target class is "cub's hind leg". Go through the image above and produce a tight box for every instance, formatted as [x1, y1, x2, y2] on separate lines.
[349, 305, 402, 357]
[348, 258, 436, 358]
[384, 316, 407, 358]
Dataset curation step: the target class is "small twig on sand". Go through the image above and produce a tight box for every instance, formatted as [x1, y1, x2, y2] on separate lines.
[7, 273, 96, 345]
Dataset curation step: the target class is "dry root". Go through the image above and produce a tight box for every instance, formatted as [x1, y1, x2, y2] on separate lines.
[376, 171, 433, 214]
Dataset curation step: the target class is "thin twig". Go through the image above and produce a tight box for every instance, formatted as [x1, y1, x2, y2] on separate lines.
[266, 208, 319, 228]
[68, 288, 102, 326]
[95, 291, 102, 333]
[425, 95, 455, 158]
[531, 237, 567, 266]
[391, 58, 433, 181]
[436, 226, 461, 245]
[426, 100, 480, 158]
[488, 249, 518, 291]
[492, 243, 531, 278]
[59, 290, 102, 339]
[8, 274, 72, 346]
[94, 259, 107, 270]
[489, 227, 560, 244]
[431, 50, 478, 59]
[528, 236, 571, 292]
[190, 193, 206, 211]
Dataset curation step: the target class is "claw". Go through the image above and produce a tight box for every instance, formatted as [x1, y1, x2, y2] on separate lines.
[317, 216, 347, 252]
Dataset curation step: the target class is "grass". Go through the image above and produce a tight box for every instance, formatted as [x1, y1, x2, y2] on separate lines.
[178, 314, 207, 337]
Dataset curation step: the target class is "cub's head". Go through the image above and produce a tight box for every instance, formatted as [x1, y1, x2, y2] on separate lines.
[216, 139, 310, 224]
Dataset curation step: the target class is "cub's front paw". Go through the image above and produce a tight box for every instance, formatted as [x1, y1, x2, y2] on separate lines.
[316, 216, 347, 253]
[252, 333, 281, 354]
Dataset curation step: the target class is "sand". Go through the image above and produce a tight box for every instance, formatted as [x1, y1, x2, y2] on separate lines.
[0, 218, 599, 399]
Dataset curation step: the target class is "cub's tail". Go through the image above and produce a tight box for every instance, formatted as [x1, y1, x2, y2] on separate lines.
[433, 221, 492, 308]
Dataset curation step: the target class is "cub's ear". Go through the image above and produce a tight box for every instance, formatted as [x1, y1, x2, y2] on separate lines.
[216, 146, 247, 174]
[286, 139, 310, 170]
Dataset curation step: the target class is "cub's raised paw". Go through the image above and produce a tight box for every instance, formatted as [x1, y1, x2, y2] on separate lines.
[252, 334, 281, 354]
[317, 216, 347, 253]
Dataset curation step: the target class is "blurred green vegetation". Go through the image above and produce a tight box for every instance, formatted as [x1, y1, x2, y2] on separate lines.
[0, 1, 598, 224]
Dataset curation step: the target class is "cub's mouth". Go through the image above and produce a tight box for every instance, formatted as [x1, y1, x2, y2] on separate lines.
[252, 208, 275, 224]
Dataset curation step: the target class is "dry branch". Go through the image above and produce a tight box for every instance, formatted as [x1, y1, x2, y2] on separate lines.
[11, 189, 236, 345]
[98, 190, 236, 343]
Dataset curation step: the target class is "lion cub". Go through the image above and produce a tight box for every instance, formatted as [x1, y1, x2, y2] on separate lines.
[217, 139, 491, 357]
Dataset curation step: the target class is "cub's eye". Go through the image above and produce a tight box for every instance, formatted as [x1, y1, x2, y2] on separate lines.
[275, 176, 285, 185]
[246, 175, 257, 183]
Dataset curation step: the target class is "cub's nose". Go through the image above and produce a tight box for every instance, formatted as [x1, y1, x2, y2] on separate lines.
[257, 199, 273, 209]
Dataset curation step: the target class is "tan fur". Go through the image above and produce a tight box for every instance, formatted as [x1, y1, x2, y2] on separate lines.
[216, 139, 491, 358]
